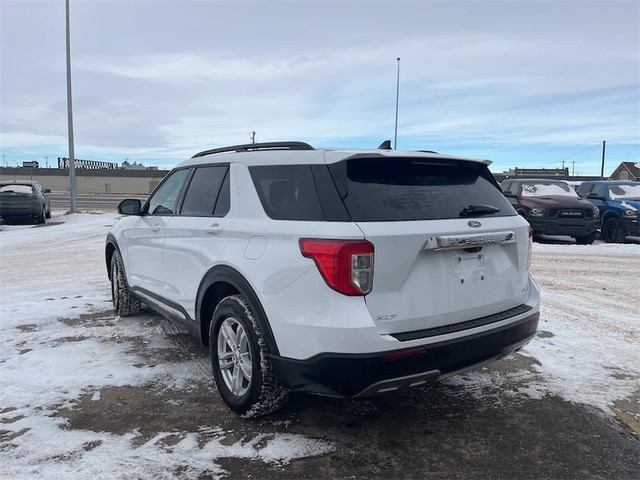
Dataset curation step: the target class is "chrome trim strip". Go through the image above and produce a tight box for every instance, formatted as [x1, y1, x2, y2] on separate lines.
[135, 291, 186, 321]
[353, 369, 441, 398]
[423, 230, 516, 251]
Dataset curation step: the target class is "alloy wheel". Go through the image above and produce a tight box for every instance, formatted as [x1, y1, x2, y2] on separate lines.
[217, 317, 252, 397]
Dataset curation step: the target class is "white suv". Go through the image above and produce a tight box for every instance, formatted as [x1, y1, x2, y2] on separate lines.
[106, 141, 540, 417]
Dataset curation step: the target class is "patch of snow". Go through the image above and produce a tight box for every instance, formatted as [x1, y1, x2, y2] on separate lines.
[0, 213, 333, 477]
[448, 241, 640, 414]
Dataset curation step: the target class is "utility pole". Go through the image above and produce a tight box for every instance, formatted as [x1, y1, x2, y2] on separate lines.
[394, 57, 401, 150]
[65, 0, 77, 212]
[572, 161, 576, 176]
[600, 140, 606, 179]
[250, 131, 256, 144]
[562, 159, 565, 170]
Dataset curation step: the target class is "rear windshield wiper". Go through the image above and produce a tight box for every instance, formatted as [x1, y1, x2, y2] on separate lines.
[459, 204, 501, 217]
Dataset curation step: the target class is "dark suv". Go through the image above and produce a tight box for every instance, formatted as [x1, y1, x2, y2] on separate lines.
[501, 179, 599, 244]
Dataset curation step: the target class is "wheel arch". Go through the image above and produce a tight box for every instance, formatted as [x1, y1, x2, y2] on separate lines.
[196, 265, 280, 355]
[601, 210, 619, 223]
[105, 234, 120, 282]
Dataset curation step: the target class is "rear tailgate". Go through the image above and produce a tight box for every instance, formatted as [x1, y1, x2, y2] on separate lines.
[325, 154, 531, 335]
[357, 217, 531, 335]
[0, 185, 37, 215]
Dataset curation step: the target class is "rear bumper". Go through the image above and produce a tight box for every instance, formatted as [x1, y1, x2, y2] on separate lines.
[528, 217, 598, 237]
[270, 311, 539, 398]
[0, 203, 40, 217]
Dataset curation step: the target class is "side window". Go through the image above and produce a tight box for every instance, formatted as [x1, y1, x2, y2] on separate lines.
[577, 183, 591, 197]
[181, 165, 228, 217]
[592, 184, 606, 198]
[147, 169, 189, 215]
[249, 165, 324, 221]
[501, 181, 510, 192]
[508, 182, 519, 195]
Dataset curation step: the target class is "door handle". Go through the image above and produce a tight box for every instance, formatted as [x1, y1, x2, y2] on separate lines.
[151, 225, 160, 233]
[206, 224, 223, 235]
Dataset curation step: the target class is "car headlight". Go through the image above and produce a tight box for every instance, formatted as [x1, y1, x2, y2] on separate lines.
[622, 209, 637, 218]
[529, 208, 545, 217]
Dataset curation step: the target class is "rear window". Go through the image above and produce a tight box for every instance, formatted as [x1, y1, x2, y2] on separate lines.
[0, 184, 33, 194]
[521, 182, 578, 198]
[328, 157, 515, 222]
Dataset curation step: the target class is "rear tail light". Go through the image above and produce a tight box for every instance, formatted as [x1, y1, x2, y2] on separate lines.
[526, 227, 533, 269]
[299, 239, 374, 296]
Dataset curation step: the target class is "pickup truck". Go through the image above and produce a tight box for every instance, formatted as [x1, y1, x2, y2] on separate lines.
[501, 179, 599, 244]
[576, 181, 640, 243]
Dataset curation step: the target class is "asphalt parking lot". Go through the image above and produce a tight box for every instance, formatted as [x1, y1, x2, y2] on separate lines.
[1, 213, 638, 479]
[50, 309, 638, 480]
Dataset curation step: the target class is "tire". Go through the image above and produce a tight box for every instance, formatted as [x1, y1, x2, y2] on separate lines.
[45, 207, 51, 219]
[110, 250, 141, 316]
[601, 217, 626, 243]
[209, 295, 288, 418]
[574, 232, 597, 245]
[36, 206, 46, 224]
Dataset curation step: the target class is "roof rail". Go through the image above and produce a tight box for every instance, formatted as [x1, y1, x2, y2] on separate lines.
[191, 141, 314, 159]
[417, 150, 439, 154]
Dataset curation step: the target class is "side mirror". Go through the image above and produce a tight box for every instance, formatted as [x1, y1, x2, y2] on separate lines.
[44, 188, 51, 193]
[117, 199, 142, 215]
[587, 192, 604, 200]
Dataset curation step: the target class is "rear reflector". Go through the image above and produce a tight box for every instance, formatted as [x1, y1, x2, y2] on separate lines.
[383, 347, 428, 361]
[299, 238, 374, 296]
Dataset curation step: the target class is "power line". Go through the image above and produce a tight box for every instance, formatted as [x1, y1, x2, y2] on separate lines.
[557, 143, 602, 163]
[573, 144, 601, 165]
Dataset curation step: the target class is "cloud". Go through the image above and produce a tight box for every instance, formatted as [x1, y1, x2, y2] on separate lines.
[1, 0, 638, 173]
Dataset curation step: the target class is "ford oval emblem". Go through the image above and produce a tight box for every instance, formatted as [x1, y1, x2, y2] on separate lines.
[468, 221, 482, 228]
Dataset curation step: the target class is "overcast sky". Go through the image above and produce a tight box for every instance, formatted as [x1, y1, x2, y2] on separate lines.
[1, 0, 639, 174]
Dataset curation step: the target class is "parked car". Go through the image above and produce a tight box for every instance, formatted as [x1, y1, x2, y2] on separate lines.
[106, 141, 540, 417]
[0, 180, 51, 224]
[576, 181, 640, 243]
[500, 179, 599, 244]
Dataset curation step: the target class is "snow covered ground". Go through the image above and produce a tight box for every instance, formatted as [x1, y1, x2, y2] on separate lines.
[0, 213, 333, 478]
[0, 212, 638, 478]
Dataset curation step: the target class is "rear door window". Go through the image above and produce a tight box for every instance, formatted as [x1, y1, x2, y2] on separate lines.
[180, 165, 229, 217]
[328, 157, 515, 221]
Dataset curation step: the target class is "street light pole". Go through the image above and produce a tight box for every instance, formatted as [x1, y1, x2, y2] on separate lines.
[65, 0, 77, 212]
[394, 57, 401, 150]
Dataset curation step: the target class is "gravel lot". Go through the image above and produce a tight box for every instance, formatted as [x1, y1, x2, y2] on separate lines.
[1, 213, 638, 479]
